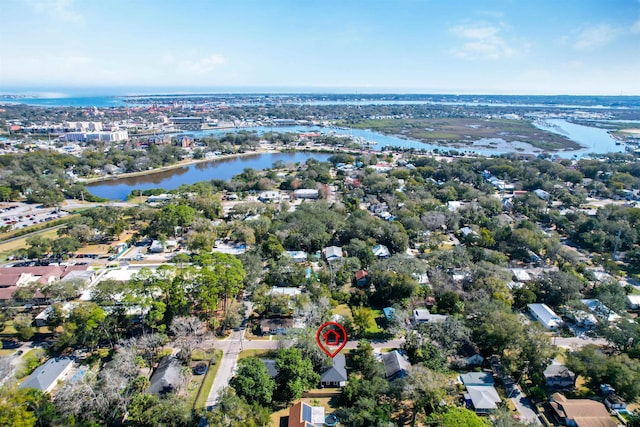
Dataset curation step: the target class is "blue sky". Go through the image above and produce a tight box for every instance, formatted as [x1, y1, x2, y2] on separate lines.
[1, 0, 639, 95]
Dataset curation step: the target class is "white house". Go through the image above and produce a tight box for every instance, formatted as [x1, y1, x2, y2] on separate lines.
[626, 295, 640, 310]
[20, 357, 74, 394]
[258, 191, 280, 203]
[293, 189, 319, 199]
[528, 303, 563, 330]
[372, 244, 391, 258]
[323, 246, 343, 262]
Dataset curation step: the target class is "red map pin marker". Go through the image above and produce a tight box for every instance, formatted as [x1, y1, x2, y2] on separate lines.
[316, 321, 348, 358]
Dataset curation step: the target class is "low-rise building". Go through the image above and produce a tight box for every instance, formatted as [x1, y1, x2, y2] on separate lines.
[544, 360, 576, 388]
[413, 308, 448, 324]
[626, 294, 640, 310]
[260, 318, 294, 335]
[528, 303, 563, 330]
[381, 350, 410, 380]
[19, 357, 74, 394]
[147, 356, 184, 396]
[549, 393, 616, 427]
[322, 246, 343, 263]
[319, 354, 347, 388]
[288, 401, 324, 427]
[258, 191, 280, 203]
[293, 189, 319, 199]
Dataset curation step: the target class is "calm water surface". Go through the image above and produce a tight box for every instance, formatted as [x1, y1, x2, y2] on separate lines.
[86, 152, 331, 200]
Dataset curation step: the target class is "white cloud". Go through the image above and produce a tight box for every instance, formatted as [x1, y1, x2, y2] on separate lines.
[187, 54, 228, 73]
[450, 24, 518, 60]
[631, 19, 640, 33]
[31, 0, 84, 24]
[574, 24, 618, 49]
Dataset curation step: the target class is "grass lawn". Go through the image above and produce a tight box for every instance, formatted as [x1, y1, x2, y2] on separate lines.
[0, 348, 16, 356]
[331, 304, 353, 321]
[193, 349, 222, 410]
[0, 228, 60, 261]
[238, 349, 277, 360]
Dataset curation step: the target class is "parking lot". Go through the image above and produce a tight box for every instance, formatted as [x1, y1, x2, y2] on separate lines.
[0, 202, 70, 231]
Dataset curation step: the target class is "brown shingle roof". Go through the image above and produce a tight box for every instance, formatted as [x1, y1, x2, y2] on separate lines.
[550, 393, 616, 427]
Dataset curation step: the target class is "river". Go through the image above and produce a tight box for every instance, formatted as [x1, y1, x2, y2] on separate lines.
[87, 118, 625, 200]
[180, 119, 624, 157]
[86, 152, 331, 200]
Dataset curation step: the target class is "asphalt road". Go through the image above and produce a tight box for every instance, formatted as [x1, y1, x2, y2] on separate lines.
[204, 304, 405, 407]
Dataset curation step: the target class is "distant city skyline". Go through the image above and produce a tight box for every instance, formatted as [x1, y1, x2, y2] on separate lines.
[1, 0, 639, 95]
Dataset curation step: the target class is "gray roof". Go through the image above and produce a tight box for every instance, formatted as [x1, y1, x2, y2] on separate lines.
[466, 385, 501, 410]
[460, 372, 494, 386]
[323, 246, 343, 260]
[147, 356, 183, 395]
[320, 354, 347, 383]
[20, 357, 74, 392]
[381, 350, 410, 379]
[544, 362, 575, 379]
[262, 359, 278, 378]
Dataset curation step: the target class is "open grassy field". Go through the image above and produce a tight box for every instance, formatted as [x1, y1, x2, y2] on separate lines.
[0, 228, 60, 261]
[345, 118, 581, 151]
[238, 349, 278, 360]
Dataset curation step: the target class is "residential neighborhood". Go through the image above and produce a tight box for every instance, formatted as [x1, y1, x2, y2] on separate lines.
[1, 95, 640, 427]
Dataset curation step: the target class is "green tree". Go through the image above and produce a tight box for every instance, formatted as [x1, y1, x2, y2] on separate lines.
[425, 407, 490, 427]
[350, 339, 384, 378]
[13, 314, 35, 341]
[403, 366, 451, 419]
[230, 357, 276, 406]
[352, 307, 377, 337]
[275, 347, 320, 403]
[204, 387, 271, 427]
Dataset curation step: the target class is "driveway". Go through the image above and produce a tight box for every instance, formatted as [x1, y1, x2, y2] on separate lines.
[509, 385, 542, 425]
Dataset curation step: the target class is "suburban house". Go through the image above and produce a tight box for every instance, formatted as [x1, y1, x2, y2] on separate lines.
[381, 350, 411, 380]
[284, 251, 308, 263]
[293, 189, 319, 199]
[322, 246, 343, 263]
[354, 270, 369, 287]
[288, 401, 325, 427]
[459, 372, 501, 414]
[19, 357, 74, 394]
[413, 309, 448, 324]
[528, 303, 563, 330]
[260, 318, 294, 335]
[258, 191, 281, 203]
[627, 294, 640, 310]
[149, 239, 178, 253]
[465, 354, 485, 367]
[581, 299, 621, 322]
[604, 394, 627, 411]
[147, 356, 184, 396]
[544, 361, 576, 388]
[549, 393, 616, 427]
[320, 354, 347, 388]
[372, 244, 391, 259]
